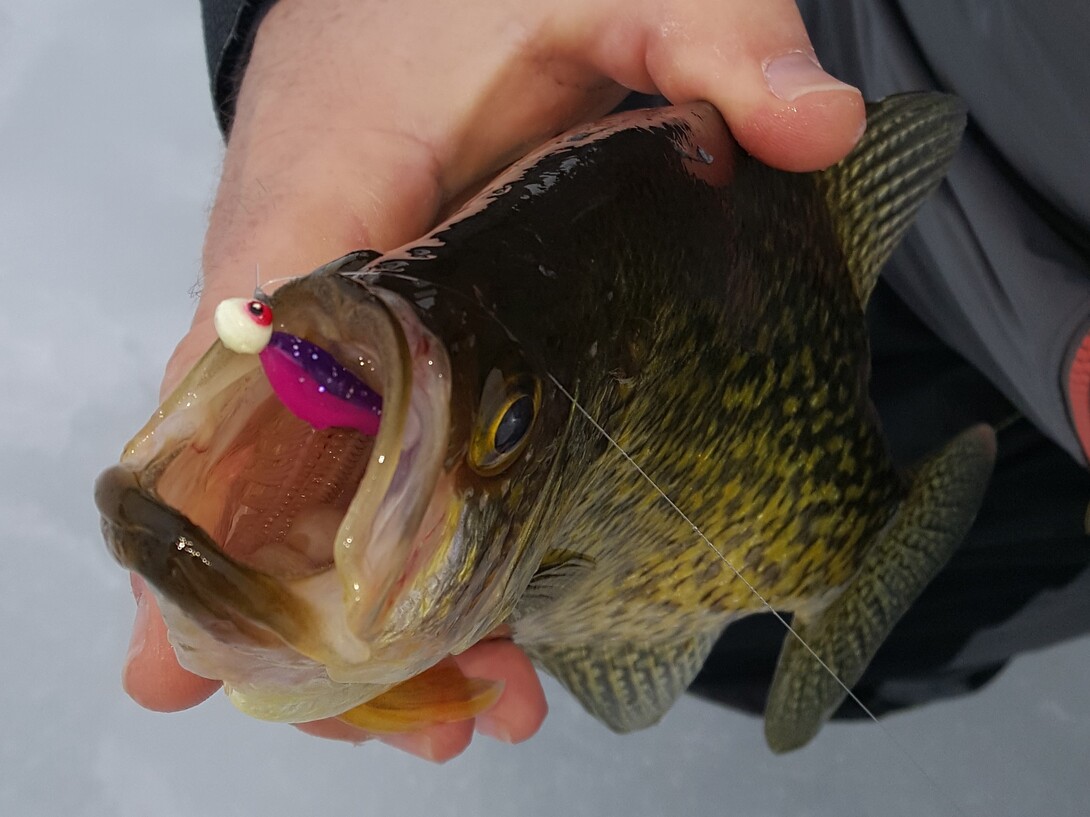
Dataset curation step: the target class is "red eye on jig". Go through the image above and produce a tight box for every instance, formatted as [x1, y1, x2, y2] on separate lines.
[214, 297, 275, 354]
[246, 299, 273, 326]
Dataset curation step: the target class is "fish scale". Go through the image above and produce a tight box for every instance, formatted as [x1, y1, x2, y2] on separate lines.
[532, 315, 894, 615]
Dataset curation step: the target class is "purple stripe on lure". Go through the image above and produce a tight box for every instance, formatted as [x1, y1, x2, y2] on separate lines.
[258, 331, 383, 436]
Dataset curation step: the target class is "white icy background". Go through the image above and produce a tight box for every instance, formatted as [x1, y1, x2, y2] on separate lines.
[2, 2, 1088, 815]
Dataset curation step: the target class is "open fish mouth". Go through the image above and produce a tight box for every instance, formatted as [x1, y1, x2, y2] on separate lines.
[159, 329, 384, 583]
[96, 271, 453, 678]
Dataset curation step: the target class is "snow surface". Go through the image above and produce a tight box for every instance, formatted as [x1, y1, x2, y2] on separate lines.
[2, 2, 1087, 815]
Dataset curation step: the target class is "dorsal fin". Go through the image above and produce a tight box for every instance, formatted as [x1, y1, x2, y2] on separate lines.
[819, 92, 967, 307]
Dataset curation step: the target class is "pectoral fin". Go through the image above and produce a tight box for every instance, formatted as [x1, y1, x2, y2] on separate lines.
[527, 628, 722, 733]
[337, 660, 502, 734]
[517, 548, 596, 618]
[764, 424, 996, 753]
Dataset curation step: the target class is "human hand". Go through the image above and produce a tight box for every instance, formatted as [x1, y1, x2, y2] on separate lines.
[126, 574, 546, 759]
[122, 0, 863, 760]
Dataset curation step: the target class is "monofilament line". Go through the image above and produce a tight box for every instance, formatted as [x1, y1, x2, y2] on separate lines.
[547, 372, 971, 817]
[346, 267, 968, 814]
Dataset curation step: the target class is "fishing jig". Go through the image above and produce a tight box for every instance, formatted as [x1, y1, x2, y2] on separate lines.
[213, 296, 383, 435]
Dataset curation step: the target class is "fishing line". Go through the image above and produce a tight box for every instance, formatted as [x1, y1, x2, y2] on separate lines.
[349, 267, 969, 815]
[547, 373, 972, 817]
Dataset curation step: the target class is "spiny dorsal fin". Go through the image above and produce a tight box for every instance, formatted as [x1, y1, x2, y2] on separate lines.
[819, 92, 968, 307]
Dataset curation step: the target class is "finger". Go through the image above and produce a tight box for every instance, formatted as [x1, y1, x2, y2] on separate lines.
[294, 640, 545, 756]
[294, 640, 544, 757]
[295, 715, 475, 762]
[161, 122, 447, 400]
[574, 0, 864, 171]
[378, 719, 476, 763]
[122, 575, 221, 711]
[166, 16, 451, 398]
[294, 718, 372, 745]
[647, 0, 864, 171]
[196, 122, 444, 322]
[454, 640, 547, 744]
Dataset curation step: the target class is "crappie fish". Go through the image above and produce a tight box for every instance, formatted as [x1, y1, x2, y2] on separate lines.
[95, 94, 994, 752]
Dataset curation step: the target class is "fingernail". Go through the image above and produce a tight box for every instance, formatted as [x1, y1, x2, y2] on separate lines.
[413, 734, 439, 763]
[124, 590, 150, 669]
[382, 732, 441, 763]
[476, 717, 514, 744]
[764, 51, 857, 102]
[129, 573, 145, 602]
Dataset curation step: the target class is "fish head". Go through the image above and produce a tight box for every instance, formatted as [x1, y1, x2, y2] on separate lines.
[96, 100, 748, 726]
[95, 261, 561, 722]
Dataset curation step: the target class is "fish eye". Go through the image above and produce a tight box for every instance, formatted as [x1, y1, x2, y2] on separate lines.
[468, 370, 540, 476]
[494, 395, 534, 454]
[214, 297, 275, 354]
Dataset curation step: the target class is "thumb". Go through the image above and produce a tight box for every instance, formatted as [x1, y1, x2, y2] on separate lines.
[161, 12, 456, 401]
[160, 121, 444, 399]
[573, 0, 865, 172]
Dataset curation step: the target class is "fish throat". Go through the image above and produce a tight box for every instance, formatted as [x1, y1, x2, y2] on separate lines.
[156, 330, 387, 580]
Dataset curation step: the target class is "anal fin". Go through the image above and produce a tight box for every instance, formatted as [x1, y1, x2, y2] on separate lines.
[526, 628, 722, 733]
[764, 424, 996, 753]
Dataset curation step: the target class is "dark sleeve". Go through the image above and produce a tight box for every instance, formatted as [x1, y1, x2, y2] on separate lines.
[200, 0, 281, 137]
